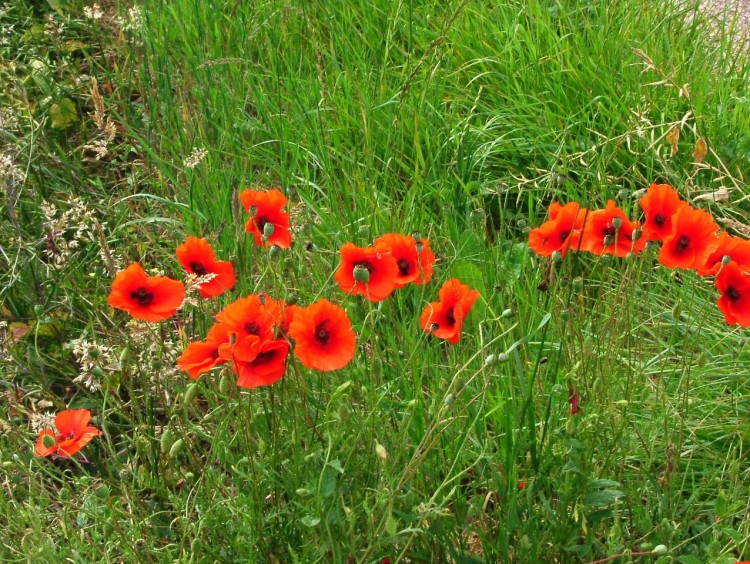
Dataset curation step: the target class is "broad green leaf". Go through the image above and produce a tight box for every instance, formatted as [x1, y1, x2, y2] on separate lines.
[50, 98, 78, 129]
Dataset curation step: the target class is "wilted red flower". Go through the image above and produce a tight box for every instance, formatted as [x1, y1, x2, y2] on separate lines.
[568, 387, 580, 415]
[334, 242, 399, 302]
[577, 200, 644, 257]
[108, 263, 185, 322]
[177, 323, 231, 379]
[239, 188, 292, 249]
[233, 339, 290, 389]
[716, 261, 750, 327]
[215, 294, 284, 346]
[176, 237, 236, 298]
[696, 232, 750, 276]
[528, 202, 588, 257]
[374, 233, 435, 287]
[420, 279, 480, 344]
[35, 409, 102, 458]
[288, 298, 356, 371]
[638, 183, 688, 242]
[659, 206, 719, 270]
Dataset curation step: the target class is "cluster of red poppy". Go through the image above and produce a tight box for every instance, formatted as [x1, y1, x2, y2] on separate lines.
[529, 183, 750, 327]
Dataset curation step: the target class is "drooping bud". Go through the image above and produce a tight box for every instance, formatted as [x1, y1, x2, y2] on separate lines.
[497, 352, 509, 363]
[353, 264, 370, 283]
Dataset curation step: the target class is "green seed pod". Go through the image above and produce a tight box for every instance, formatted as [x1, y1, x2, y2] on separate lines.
[572, 277, 584, 291]
[612, 217, 622, 229]
[501, 308, 513, 318]
[169, 438, 185, 459]
[263, 222, 275, 238]
[484, 354, 497, 367]
[603, 235, 614, 247]
[160, 428, 175, 454]
[722, 254, 732, 266]
[516, 219, 527, 229]
[42, 434, 56, 448]
[59, 487, 71, 501]
[183, 383, 199, 406]
[353, 264, 370, 283]
[91, 366, 105, 378]
[497, 352, 509, 363]
[375, 443, 388, 461]
[653, 545, 668, 556]
[269, 244, 281, 258]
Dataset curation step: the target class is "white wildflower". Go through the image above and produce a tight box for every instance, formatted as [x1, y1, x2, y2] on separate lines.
[183, 147, 208, 169]
[83, 4, 104, 20]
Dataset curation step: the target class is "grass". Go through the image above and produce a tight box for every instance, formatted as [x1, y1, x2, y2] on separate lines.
[2, 0, 750, 561]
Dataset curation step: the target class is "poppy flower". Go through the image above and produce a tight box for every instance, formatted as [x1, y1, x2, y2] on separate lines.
[239, 188, 292, 249]
[334, 242, 399, 302]
[233, 339, 290, 389]
[638, 183, 688, 242]
[715, 261, 750, 327]
[374, 233, 436, 287]
[177, 323, 231, 379]
[659, 206, 719, 270]
[215, 294, 284, 345]
[529, 202, 588, 257]
[568, 387, 580, 415]
[288, 298, 356, 371]
[108, 263, 186, 322]
[35, 409, 102, 458]
[696, 232, 750, 276]
[576, 200, 645, 258]
[420, 279, 480, 344]
[176, 237, 236, 298]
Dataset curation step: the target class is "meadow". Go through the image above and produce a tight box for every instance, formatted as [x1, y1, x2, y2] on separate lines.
[2, 0, 750, 562]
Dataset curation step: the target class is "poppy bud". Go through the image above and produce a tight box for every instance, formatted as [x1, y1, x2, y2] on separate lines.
[353, 264, 370, 283]
[497, 352, 509, 363]
[415, 240, 424, 253]
[444, 394, 456, 406]
[653, 545, 668, 556]
[722, 254, 732, 266]
[296, 488, 311, 497]
[263, 222, 275, 238]
[631, 228, 642, 242]
[484, 354, 497, 367]
[551, 250, 562, 263]
[42, 434, 56, 448]
[375, 442, 388, 461]
[183, 383, 199, 406]
[603, 235, 614, 246]
[612, 217, 622, 230]
[249, 205, 257, 217]
[616, 188, 630, 200]
[501, 308, 513, 318]
[160, 428, 175, 454]
[168, 438, 185, 459]
[219, 373, 231, 394]
[572, 277, 584, 291]
[516, 219, 527, 229]
[269, 245, 281, 258]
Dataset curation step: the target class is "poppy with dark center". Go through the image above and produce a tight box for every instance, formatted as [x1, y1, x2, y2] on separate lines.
[528, 201, 588, 257]
[215, 294, 284, 347]
[239, 188, 292, 249]
[233, 339, 290, 389]
[696, 232, 750, 276]
[176, 237, 236, 298]
[334, 242, 399, 302]
[420, 278, 480, 344]
[659, 206, 718, 270]
[35, 408, 102, 458]
[108, 263, 186, 322]
[288, 298, 356, 371]
[177, 323, 231, 379]
[576, 200, 645, 258]
[715, 261, 750, 326]
[638, 183, 688, 241]
[374, 233, 436, 287]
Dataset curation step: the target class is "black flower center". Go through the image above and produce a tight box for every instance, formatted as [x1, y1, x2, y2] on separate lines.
[356, 260, 374, 273]
[558, 230, 570, 243]
[675, 235, 690, 253]
[130, 287, 153, 306]
[445, 309, 456, 327]
[315, 321, 330, 345]
[654, 214, 666, 226]
[245, 322, 260, 335]
[603, 225, 617, 238]
[397, 258, 411, 276]
[256, 216, 269, 229]
[190, 261, 207, 276]
[727, 286, 741, 302]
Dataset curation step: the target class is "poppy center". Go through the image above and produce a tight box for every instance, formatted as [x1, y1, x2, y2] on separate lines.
[245, 322, 261, 336]
[397, 258, 411, 276]
[654, 214, 666, 226]
[445, 308, 456, 327]
[190, 261, 207, 276]
[726, 286, 741, 302]
[355, 260, 374, 273]
[315, 321, 330, 345]
[675, 235, 691, 253]
[603, 225, 617, 238]
[256, 216, 269, 229]
[130, 287, 153, 306]
[252, 350, 277, 365]
[558, 230, 570, 243]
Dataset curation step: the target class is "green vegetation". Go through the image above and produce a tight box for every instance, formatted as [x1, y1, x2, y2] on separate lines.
[1, 0, 749, 561]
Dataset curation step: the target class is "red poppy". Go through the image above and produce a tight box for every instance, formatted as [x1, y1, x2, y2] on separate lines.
[659, 206, 719, 270]
[420, 279, 480, 344]
[518, 481, 526, 491]
[568, 387, 580, 415]
[529, 202, 588, 257]
[175, 237, 236, 298]
[288, 298, 356, 371]
[696, 232, 750, 276]
[108, 263, 186, 322]
[334, 242, 399, 302]
[715, 261, 750, 327]
[577, 200, 644, 257]
[35, 409, 102, 458]
[374, 233, 436, 287]
[638, 183, 688, 242]
[177, 323, 231, 379]
[215, 294, 284, 346]
[233, 339, 290, 389]
[239, 188, 292, 249]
